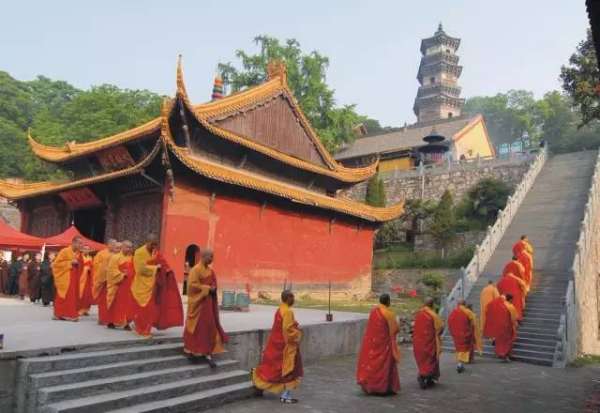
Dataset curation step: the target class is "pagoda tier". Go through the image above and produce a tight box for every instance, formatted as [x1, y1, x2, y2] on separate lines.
[417, 61, 463, 82]
[416, 83, 462, 99]
[420, 23, 461, 54]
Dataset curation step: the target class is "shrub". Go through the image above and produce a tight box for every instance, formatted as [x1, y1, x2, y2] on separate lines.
[458, 178, 511, 224]
[420, 272, 444, 290]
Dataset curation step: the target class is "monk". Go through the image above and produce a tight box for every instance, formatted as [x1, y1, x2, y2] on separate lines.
[27, 253, 42, 303]
[52, 236, 83, 321]
[516, 249, 534, 288]
[78, 246, 94, 316]
[480, 280, 499, 335]
[484, 294, 518, 362]
[448, 300, 482, 373]
[502, 256, 527, 291]
[183, 249, 228, 368]
[18, 253, 30, 300]
[93, 239, 118, 325]
[356, 293, 400, 395]
[497, 266, 527, 321]
[0, 255, 8, 295]
[131, 234, 160, 338]
[106, 241, 134, 329]
[40, 253, 54, 306]
[513, 235, 534, 257]
[412, 297, 444, 389]
[252, 290, 303, 404]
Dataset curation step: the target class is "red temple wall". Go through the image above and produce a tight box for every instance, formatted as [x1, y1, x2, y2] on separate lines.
[161, 180, 375, 293]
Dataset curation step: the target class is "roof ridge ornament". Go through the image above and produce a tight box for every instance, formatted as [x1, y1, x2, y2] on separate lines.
[436, 22, 444, 35]
[266, 60, 287, 84]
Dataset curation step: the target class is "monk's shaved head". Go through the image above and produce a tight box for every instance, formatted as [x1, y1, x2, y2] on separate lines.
[379, 293, 391, 307]
[201, 249, 214, 265]
[505, 293, 514, 302]
[521, 235, 527, 240]
[512, 256, 518, 260]
[424, 297, 435, 308]
[281, 289, 295, 306]
[458, 299, 466, 306]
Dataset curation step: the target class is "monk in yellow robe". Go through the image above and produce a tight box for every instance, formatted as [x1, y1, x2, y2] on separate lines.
[131, 234, 160, 337]
[252, 290, 303, 404]
[78, 246, 94, 316]
[183, 249, 228, 368]
[106, 241, 134, 329]
[92, 239, 119, 325]
[480, 280, 500, 335]
[52, 236, 83, 321]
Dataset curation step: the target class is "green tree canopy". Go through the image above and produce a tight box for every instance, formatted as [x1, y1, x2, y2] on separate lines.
[429, 190, 456, 257]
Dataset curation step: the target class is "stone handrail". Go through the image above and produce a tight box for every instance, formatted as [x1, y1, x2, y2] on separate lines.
[439, 146, 548, 318]
[562, 150, 600, 364]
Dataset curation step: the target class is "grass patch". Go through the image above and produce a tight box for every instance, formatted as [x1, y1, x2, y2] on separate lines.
[569, 354, 600, 367]
[253, 295, 422, 318]
[373, 246, 474, 269]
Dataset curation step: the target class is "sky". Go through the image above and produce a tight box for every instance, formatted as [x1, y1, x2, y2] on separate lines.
[0, 0, 590, 126]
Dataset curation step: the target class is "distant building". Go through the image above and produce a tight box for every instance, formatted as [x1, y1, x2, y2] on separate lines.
[335, 25, 494, 172]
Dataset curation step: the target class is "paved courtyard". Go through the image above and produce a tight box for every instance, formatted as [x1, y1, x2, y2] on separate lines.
[211, 352, 600, 413]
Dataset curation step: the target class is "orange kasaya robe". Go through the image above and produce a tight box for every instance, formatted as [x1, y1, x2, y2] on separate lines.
[183, 263, 228, 356]
[356, 304, 401, 395]
[252, 303, 303, 394]
[513, 240, 534, 266]
[52, 247, 82, 321]
[412, 306, 444, 379]
[448, 305, 482, 363]
[497, 273, 527, 320]
[78, 254, 94, 316]
[480, 283, 500, 336]
[484, 296, 518, 358]
[92, 248, 112, 325]
[106, 252, 134, 328]
[130, 245, 159, 337]
[517, 251, 533, 288]
[149, 252, 183, 330]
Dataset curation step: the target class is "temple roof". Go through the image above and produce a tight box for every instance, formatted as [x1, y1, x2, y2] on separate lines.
[27, 57, 377, 184]
[334, 115, 480, 161]
[420, 24, 461, 54]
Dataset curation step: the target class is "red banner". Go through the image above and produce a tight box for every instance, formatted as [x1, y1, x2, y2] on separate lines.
[59, 187, 102, 210]
[96, 146, 135, 171]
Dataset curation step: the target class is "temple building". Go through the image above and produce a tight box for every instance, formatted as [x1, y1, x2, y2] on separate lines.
[335, 25, 494, 171]
[0, 59, 403, 294]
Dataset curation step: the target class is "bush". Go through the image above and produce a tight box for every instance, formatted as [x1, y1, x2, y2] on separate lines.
[420, 272, 444, 290]
[373, 247, 474, 270]
[458, 178, 511, 225]
[366, 173, 386, 207]
[374, 219, 405, 249]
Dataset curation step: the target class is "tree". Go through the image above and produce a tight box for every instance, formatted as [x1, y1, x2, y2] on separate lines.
[457, 178, 511, 225]
[560, 29, 600, 126]
[365, 173, 385, 207]
[218, 35, 371, 151]
[429, 190, 456, 258]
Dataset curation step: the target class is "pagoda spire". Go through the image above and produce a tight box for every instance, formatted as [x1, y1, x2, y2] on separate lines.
[211, 72, 224, 101]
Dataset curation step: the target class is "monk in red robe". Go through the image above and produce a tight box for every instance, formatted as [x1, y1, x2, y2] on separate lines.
[484, 294, 518, 362]
[497, 264, 528, 321]
[78, 246, 94, 316]
[106, 241, 134, 329]
[356, 293, 400, 395]
[448, 300, 482, 373]
[52, 236, 83, 321]
[252, 290, 303, 404]
[183, 249, 227, 368]
[513, 235, 534, 257]
[412, 297, 444, 389]
[131, 234, 183, 337]
[92, 239, 118, 325]
[502, 256, 527, 288]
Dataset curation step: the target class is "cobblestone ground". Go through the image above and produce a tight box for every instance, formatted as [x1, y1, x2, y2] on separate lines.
[209, 350, 600, 413]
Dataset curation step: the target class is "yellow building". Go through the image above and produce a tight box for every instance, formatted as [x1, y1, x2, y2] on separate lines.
[335, 114, 495, 172]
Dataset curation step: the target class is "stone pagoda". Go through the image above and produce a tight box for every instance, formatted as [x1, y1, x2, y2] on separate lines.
[413, 23, 465, 124]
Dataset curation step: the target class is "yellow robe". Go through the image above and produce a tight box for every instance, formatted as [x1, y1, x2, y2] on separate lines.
[422, 306, 444, 357]
[51, 246, 76, 299]
[378, 304, 401, 362]
[131, 245, 159, 307]
[106, 252, 129, 308]
[480, 283, 500, 332]
[92, 249, 112, 299]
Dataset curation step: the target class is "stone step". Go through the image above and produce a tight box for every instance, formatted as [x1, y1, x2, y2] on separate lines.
[479, 350, 554, 366]
[105, 382, 255, 413]
[29, 355, 192, 389]
[38, 359, 240, 406]
[518, 328, 558, 338]
[515, 336, 558, 346]
[22, 343, 183, 374]
[41, 370, 249, 413]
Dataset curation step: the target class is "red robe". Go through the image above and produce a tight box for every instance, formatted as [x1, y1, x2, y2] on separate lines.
[183, 264, 228, 355]
[497, 274, 526, 320]
[52, 248, 82, 321]
[484, 297, 517, 358]
[412, 306, 444, 379]
[512, 240, 526, 257]
[448, 305, 481, 363]
[78, 257, 94, 315]
[517, 251, 533, 287]
[502, 260, 525, 282]
[152, 253, 184, 330]
[253, 304, 303, 394]
[356, 305, 400, 395]
[107, 254, 134, 327]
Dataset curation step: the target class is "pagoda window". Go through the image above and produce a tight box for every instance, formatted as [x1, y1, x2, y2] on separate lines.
[448, 112, 453, 118]
[430, 76, 435, 84]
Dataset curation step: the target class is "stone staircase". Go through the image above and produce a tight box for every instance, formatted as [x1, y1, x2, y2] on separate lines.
[16, 341, 253, 413]
[443, 151, 598, 366]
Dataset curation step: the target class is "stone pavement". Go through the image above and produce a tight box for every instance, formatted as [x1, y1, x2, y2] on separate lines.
[0, 296, 365, 356]
[210, 351, 600, 413]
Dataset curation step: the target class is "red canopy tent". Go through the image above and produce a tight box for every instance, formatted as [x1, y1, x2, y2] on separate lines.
[0, 219, 45, 250]
[45, 225, 106, 251]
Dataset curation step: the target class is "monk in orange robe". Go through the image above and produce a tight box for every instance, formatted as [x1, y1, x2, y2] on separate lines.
[412, 297, 444, 389]
[484, 294, 518, 362]
[77, 246, 94, 316]
[183, 249, 227, 367]
[252, 290, 303, 404]
[130, 234, 161, 337]
[92, 239, 118, 325]
[106, 241, 134, 329]
[52, 236, 83, 321]
[497, 266, 527, 321]
[480, 280, 500, 335]
[502, 256, 527, 288]
[356, 293, 400, 395]
[448, 300, 482, 373]
[513, 235, 534, 257]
